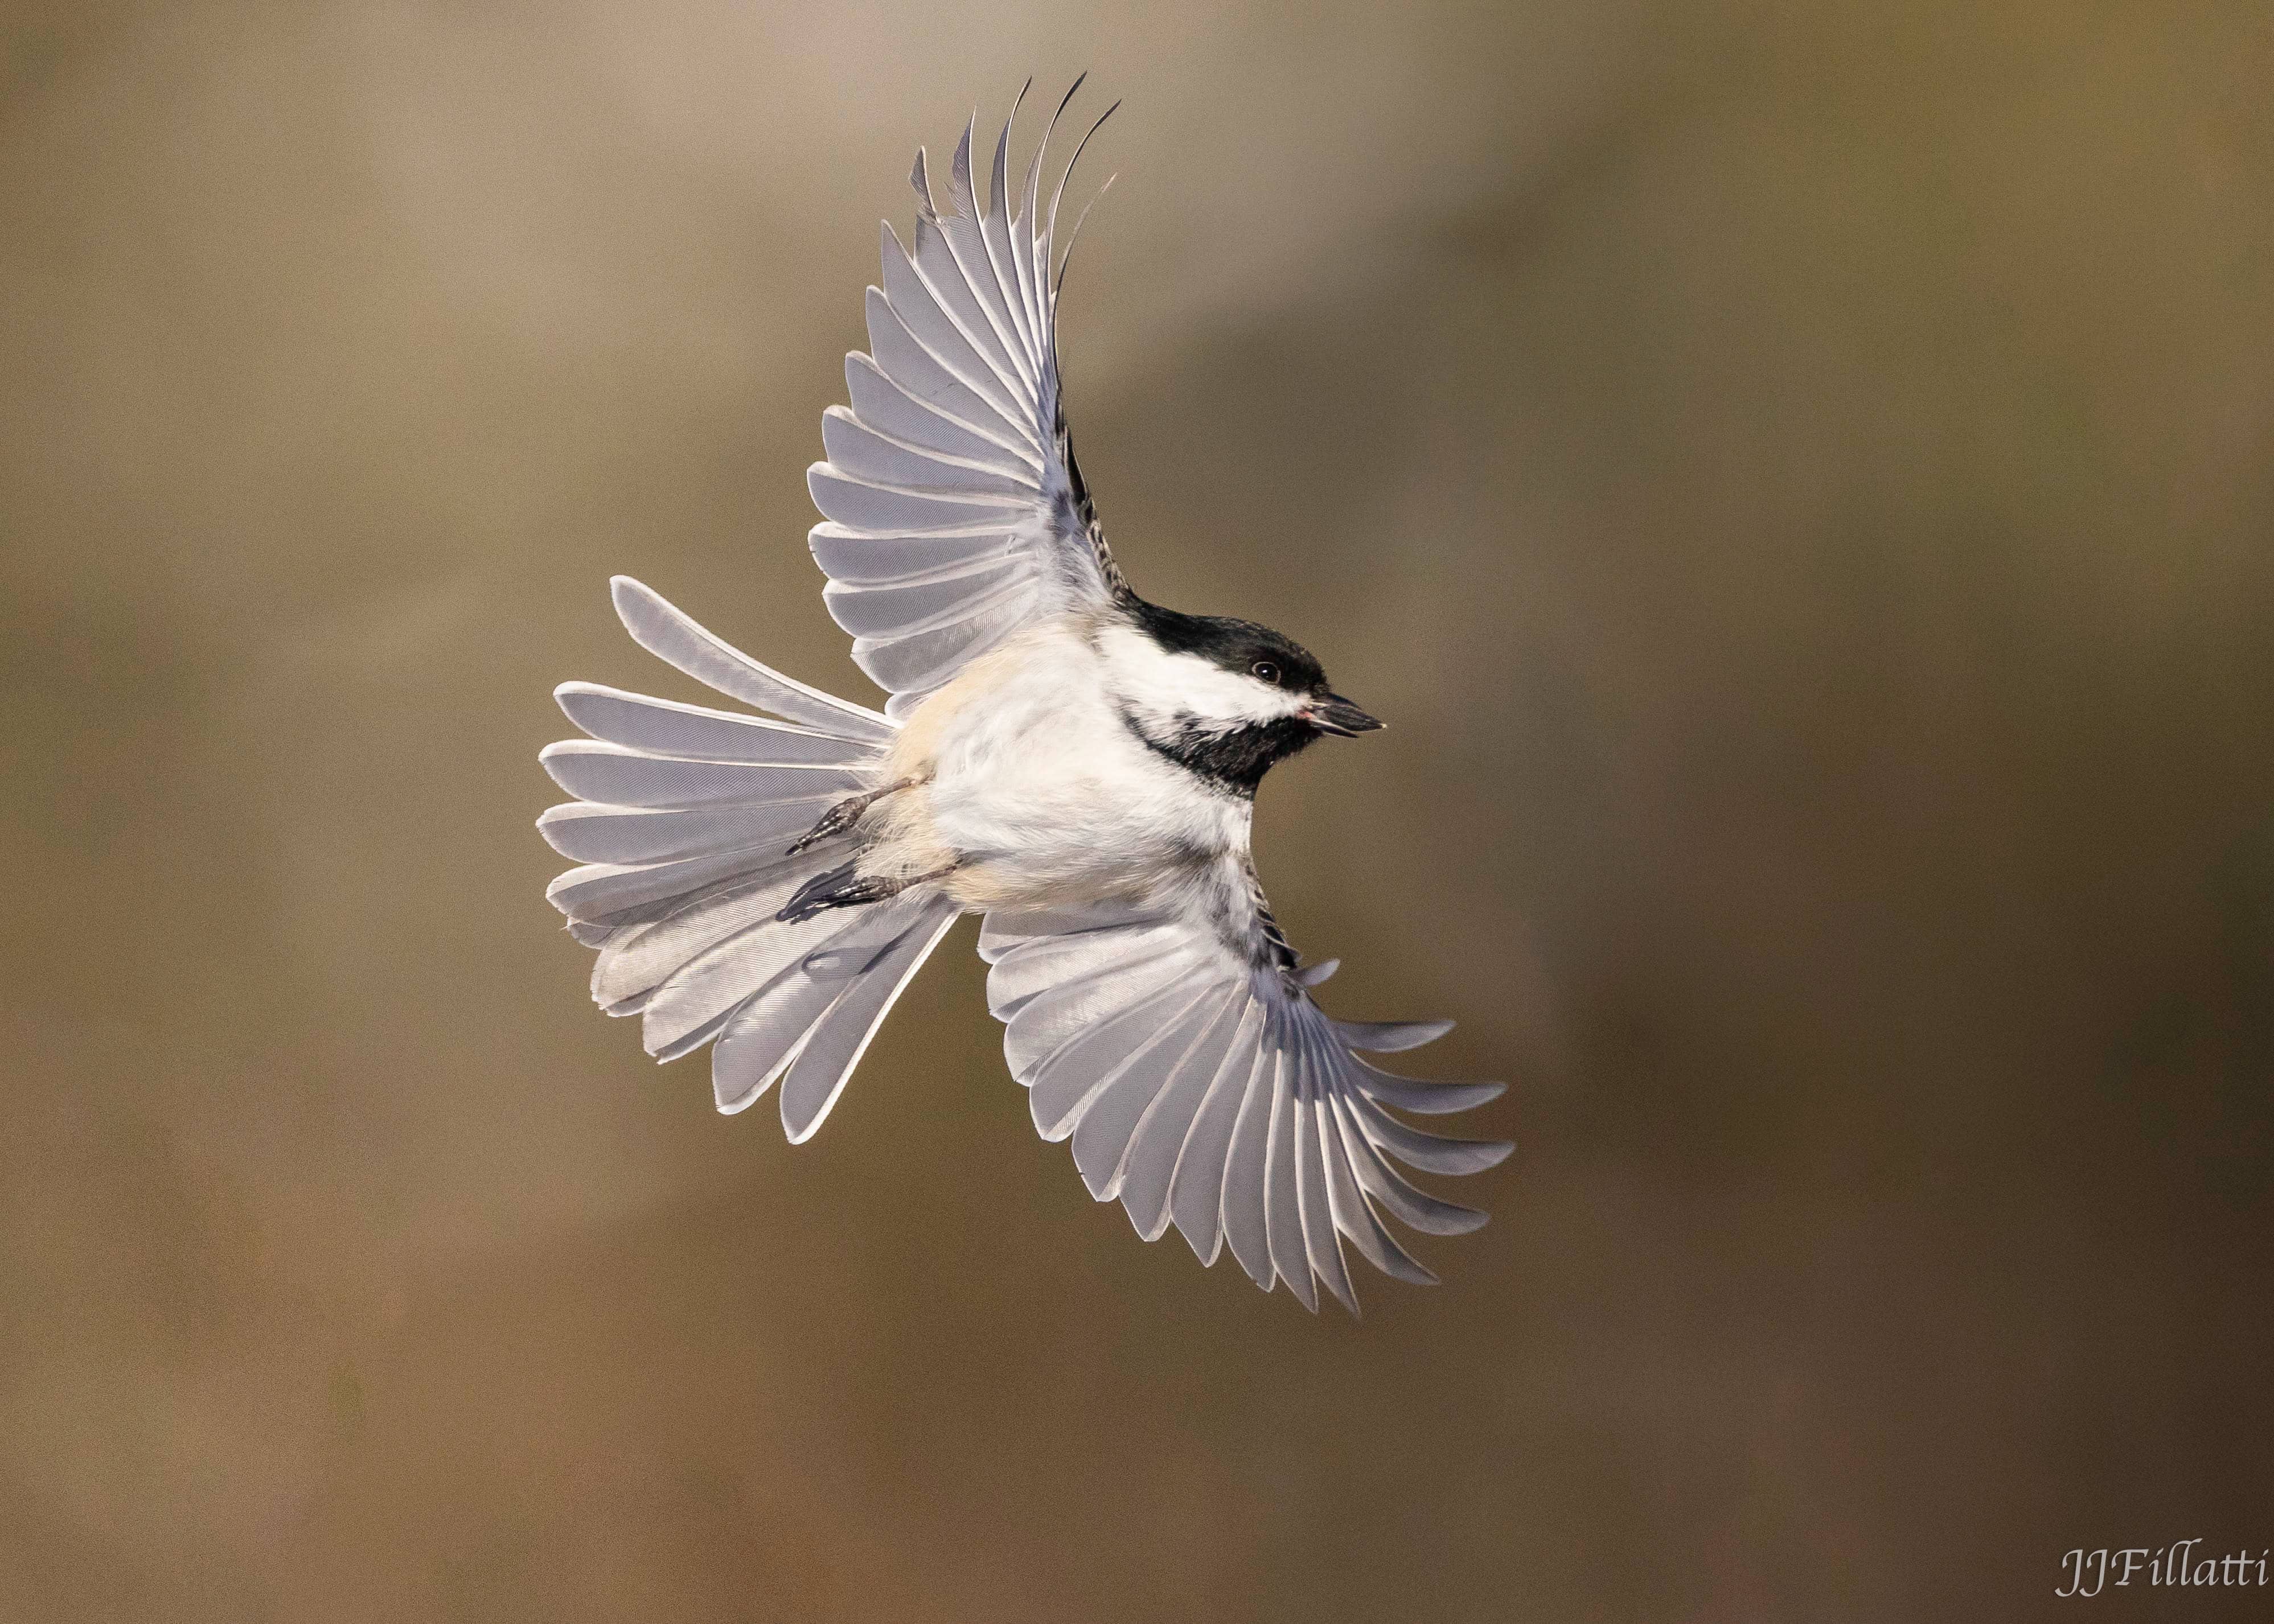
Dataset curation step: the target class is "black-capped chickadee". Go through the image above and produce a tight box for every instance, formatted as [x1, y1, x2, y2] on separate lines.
[539, 84, 1508, 1312]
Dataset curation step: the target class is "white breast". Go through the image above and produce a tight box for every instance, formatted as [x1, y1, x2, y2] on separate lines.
[874, 616, 1250, 911]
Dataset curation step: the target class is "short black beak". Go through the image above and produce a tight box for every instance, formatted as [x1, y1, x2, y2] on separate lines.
[1306, 693, 1384, 737]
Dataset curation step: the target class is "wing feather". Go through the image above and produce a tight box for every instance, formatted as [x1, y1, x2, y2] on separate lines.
[1220, 1046, 1278, 1289]
[808, 522, 1017, 585]
[1027, 969, 1215, 1142]
[1167, 998, 1267, 1264]
[1333, 1095, 1492, 1236]
[1115, 992, 1250, 1240]
[1263, 1060, 1316, 1308]
[852, 583, 1039, 697]
[1333, 1018, 1458, 1053]
[880, 223, 1032, 427]
[986, 920, 1193, 1018]
[978, 875, 1507, 1313]
[1003, 945, 1195, 1082]
[1347, 1090, 1515, 1175]
[806, 466, 1033, 535]
[862, 286, 1029, 446]
[983, 108, 1044, 378]
[1318, 1097, 1440, 1285]
[942, 122, 1035, 400]
[1070, 984, 1242, 1200]
[908, 215, 1031, 401]
[843, 352, 1039, 472]
[1295, 1088, 1355, 1313]
[822, 557, 1028, 638]
[808, 92, 1122, 709]
[819, 405, 1032, 498]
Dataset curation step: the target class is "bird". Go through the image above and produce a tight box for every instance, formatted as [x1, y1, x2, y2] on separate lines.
[537, 82, 1510, 1313]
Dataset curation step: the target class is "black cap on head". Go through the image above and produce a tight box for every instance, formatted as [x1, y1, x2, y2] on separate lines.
[1128, 601, 1328, 693]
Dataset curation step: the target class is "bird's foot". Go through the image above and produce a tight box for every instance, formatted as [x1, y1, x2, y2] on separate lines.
[776, 860, 958, 924]
[786, 777, 918, 856]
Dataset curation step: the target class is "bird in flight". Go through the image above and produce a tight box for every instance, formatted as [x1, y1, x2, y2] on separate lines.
[539, 83, 1509, 1311]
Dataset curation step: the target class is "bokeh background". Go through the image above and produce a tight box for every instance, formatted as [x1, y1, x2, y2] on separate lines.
[4, 1, 2271, 1619]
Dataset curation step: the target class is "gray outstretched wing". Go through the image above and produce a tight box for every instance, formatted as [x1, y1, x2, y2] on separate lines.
[977, 891, 1511, 1314]
[808, 84, 1124, 720]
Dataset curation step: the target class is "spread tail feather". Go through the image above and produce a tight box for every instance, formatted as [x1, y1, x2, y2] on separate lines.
[540, 578, 958, 1140]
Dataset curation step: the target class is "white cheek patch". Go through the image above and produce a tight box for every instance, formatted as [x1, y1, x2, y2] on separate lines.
[1098, 627, 1310, 729]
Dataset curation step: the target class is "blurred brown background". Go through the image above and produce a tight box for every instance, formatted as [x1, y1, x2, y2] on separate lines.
[3, 1, 2271, 1619]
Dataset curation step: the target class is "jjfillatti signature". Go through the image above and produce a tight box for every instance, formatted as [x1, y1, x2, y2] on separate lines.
[2058, 1543, 2268, 1597]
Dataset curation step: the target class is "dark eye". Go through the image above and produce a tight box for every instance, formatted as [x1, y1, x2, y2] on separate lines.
[1251, 660, 1282, 685]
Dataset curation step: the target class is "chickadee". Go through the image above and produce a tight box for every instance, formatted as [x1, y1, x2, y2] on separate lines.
[539, 83, 1508, 1312]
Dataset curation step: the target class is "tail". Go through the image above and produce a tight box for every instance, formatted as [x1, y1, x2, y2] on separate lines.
[537, 578, 959, 1140]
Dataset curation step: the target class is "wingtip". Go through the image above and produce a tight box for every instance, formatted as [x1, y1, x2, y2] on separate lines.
[1175, 1216, 1225, 1269]
[782, 1113, 826, 1147]
[909, 147, 935, 217]
[1335, 1017, 1455, 1052]
[1376, 1078, 1505, 1115]
[608, 574, 662, 628]
[987, 98, 1019, 219]
[952, 116, 977, 185]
